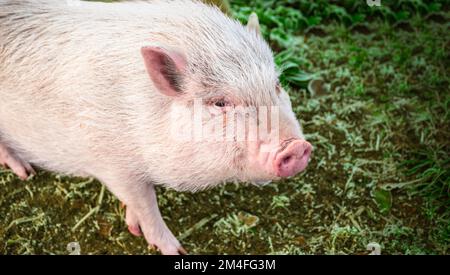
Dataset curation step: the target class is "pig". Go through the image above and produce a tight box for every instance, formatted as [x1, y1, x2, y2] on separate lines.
[0, 0, 312, 254]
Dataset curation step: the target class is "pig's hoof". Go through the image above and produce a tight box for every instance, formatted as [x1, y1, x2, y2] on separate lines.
[127, 224, 142, 237]
[124, 205, 186, 255]
[178, 246, 188, 255]
[151, 244, 187, 255]
[152, 241, 188, 255]
[0, 144, 36, 180]
[148, 232, 187, 255]
[125, 206, 142, 236]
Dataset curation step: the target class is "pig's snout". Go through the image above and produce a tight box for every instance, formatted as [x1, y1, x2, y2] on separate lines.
[274, 139, 312, 178]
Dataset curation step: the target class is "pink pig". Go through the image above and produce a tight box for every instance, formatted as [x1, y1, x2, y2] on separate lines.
[0, 0, 312, 254]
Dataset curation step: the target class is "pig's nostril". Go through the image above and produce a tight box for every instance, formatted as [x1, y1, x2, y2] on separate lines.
[282, 155, 292, 166]
[274, 139, 312, 178]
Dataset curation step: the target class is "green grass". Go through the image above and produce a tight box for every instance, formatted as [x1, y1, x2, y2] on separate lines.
[0, 0, 449, 254]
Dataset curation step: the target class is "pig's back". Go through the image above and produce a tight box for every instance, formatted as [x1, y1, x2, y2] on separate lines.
[0, 0, 162, 175]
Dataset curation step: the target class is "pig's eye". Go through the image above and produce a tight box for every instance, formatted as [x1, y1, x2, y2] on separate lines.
[212, 98, 231, 108]
[215, 100, 226, 107]
[207, 97, 232, 112]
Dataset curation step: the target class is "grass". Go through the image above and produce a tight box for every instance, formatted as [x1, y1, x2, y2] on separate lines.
[0, 0, 449, 254]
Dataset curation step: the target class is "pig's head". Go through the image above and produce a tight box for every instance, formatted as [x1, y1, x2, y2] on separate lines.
[140, 9, 312, 191]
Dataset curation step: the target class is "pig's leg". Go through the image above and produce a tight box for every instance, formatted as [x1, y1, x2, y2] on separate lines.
[103, 177, 186, 255]
[128, 184, 186, 255]
[0, 143, 35, 180]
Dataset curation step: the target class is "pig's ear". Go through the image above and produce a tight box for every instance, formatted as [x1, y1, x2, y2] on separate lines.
[141, 46, 186, 97]
[247, 12, 261, 36]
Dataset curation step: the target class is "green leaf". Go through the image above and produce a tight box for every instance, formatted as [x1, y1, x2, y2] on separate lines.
[350, 14, 366, 25]
[372, 188, 393, 214]
[269, 28, 294, 48]
[427, 3, 442, 12]
[306, 16, 322, 26]
[394, 11, 410, 21]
